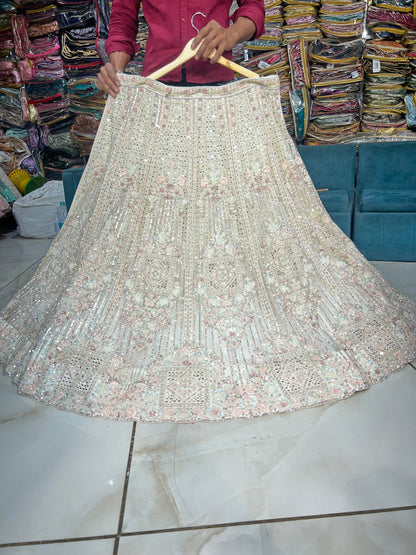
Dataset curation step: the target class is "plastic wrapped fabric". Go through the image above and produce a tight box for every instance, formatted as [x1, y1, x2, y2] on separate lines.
[309, 38, 365, 65]
[319, 21, 365, 38]
[26, 122, 49, 150]
[367, 7, 416, 30]
[288, 38, 310, 89]
[25, 78, 67, 100]
[63, 60, 101, 78]
[47, 130, 79, 155]
[242, 38, 284, 50]
[0, 1, 16, 11]
[367, 22, 407, 41]
[0, 136, 32, 174]
[17, 58, 32, 81]
[311, 97, 361, 117]
[405, 93, 416, 128]
[305, 119, 360, 143]
[64, 25, 96, 41]
[364, 40, 408, 61]
[365, 72, 406, 85]
[27, 35, 60, 59]
[32, 54, 65, 79]
[0, 34, 14, 52]
[0, 14, 11, 32]
[0, 166, 21, 199]
[0, 68, 21, 86]
[56, 4, 95, 30]
[0, 180, 17, 204]
[0, 86, 25, 127]
[28, 21, 59, 38]
[289, 86, 310, 142]
[241, 48, 289, 74]
[363, 58, 410, 74]
[282, 23, 321, 43]
[0, 60, 15, 71]
[70, 112, 100, 155]
[29, 97, 71, 126]
[374, 0, 413, 12]
[311, 63, 364, 86]
[60, 32, 100, 64]
[26, 4, 58, 25]
[310, 81, 362, 98]
[11, 14, 30, 59]
[93, 0, 111, 39]
[319, 3, 366, 22]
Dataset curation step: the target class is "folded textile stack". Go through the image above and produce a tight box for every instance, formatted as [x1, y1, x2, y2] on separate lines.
[67, 76, 105, 155]
[0, 85, 25, 127]
[70, 112, 100, 156]
[0, 2, 21, 88]
[240, 47, 295, 136]
[282, 0, 321, 44]
[361, 39, 409, 132]
[287, 38, 311, 141]
[242, 0, 284, 51]
[58, 0, 101, 78]
[306, 37, 365, 143]
[404, 31, 416, 91]
[318, 0, 366, 39]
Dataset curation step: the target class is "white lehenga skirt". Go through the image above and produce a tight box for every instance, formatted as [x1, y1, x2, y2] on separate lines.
[1, 74, 415, 422]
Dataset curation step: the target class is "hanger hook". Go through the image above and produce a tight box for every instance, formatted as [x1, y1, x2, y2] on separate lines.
[191, 11, 207, 33]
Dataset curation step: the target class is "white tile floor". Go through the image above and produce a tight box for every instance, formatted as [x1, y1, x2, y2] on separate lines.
[0, 231, 415, 555]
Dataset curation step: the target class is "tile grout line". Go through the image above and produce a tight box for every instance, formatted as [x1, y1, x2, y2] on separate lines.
[113, 421, 137, 555]
[1, 504, 415, 549]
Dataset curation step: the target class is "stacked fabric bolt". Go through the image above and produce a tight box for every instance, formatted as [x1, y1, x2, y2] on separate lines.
[0, 86, 25, 127]
[306, 37, 365, 143]
[404, 30, 416, 129]
[70, 112, 100, 156]
[361, 39, 409, 132]
[287, 38, 311, 141]
[58, 0, 101, 78]
[282, 0, 321, 44]
[67, 77, 106, 155]
[242, 0, 284, 51]
[0, 2, 21, 87]
[318, 0, 366, 40]
[240, 47, 295, 136]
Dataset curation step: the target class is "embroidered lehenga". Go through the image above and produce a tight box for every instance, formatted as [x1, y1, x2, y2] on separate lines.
[1, 74, 415, 421]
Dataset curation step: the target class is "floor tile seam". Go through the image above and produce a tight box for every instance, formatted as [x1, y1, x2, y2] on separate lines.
[0, 257, 43, 293]
[2, 505, 415, 548]
[113, 422, 137, 555]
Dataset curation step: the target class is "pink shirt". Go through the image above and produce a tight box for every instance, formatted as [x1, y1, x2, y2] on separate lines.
[106, 0, 265, 83]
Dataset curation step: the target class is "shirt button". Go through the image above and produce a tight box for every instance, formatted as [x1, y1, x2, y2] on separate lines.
[181, 18, 186, 22]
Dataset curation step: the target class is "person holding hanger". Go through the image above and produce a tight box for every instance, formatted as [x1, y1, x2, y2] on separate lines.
[98, 0, 265, 97]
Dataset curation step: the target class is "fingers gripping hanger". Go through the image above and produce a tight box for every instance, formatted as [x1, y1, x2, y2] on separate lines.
[147, 37, 258, 80]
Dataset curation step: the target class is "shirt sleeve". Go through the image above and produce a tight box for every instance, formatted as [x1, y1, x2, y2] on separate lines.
[105, 0, 141, 58]
[231, 0, 266, 39]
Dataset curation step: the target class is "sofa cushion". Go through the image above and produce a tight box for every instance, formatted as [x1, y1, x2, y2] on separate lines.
[62, 166, 85, 210]
[358, 189, 416, 212]
[318, 189, 350, 212]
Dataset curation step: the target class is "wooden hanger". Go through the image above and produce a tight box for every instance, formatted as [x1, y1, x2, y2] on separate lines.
[147, 38, 259, 80]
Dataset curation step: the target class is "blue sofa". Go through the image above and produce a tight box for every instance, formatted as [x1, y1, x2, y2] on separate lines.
[297, 144, 356, 237]
[62, 166, 85, 211]
[353, 142, 416, 261]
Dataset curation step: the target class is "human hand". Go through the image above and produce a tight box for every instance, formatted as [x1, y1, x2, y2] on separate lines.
[97, 52, 131, 97]
[97, 62, 121, 98]
[192, 20, 237, 64]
